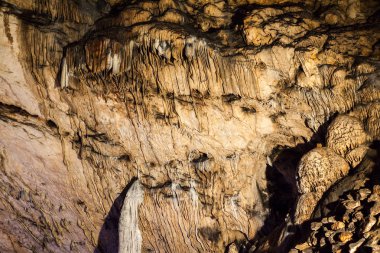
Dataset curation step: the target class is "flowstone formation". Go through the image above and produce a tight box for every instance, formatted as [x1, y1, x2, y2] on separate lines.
[0, 0, 379, 252]
[290, 149, 380, 253]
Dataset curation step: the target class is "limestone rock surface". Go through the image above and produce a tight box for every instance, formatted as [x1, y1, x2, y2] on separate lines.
[0, 0, 379, 253]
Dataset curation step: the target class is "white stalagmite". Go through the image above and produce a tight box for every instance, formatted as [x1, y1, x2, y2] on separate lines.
[106, 50, 113, 70]
[60, 57, 68, 88]
[112, 54, 121, 74]
[119, 180, 144, 253]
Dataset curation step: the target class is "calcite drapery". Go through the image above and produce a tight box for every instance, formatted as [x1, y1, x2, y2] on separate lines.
[0, 0, 379, 252]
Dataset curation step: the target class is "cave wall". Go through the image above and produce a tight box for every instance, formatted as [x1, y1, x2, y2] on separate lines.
[0, 0, 379, 252]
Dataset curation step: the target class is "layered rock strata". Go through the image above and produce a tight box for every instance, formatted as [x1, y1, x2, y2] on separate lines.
[0, 0, 379, 252]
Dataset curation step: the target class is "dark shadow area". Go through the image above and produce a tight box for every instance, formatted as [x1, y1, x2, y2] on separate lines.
[357, 141, 380, 187]
[94, 177, 138, 253]
[242, 143, 314, 253]
[242, 115, 339, 252]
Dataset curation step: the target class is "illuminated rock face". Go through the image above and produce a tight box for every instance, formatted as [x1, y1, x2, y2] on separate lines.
[0, 0, 379, 252]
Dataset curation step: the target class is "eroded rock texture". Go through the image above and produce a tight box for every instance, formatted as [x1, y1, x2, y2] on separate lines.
[0, 0, 379, 252]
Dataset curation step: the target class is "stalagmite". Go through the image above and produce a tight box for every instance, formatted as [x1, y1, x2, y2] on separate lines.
[60, 57, 68, 88]
[326, 115, 370, 157]
[295, 147, 350, 223]
[119, 180, 144, 253]
[106, 50, 113, 71]
[112, 54, 121, 75]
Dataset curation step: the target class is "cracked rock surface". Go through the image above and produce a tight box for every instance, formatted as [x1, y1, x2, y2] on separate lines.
[0, 0, 379, 252]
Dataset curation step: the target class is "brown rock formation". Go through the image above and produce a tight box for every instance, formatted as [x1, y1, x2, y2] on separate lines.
[0, 0, 379, 252]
